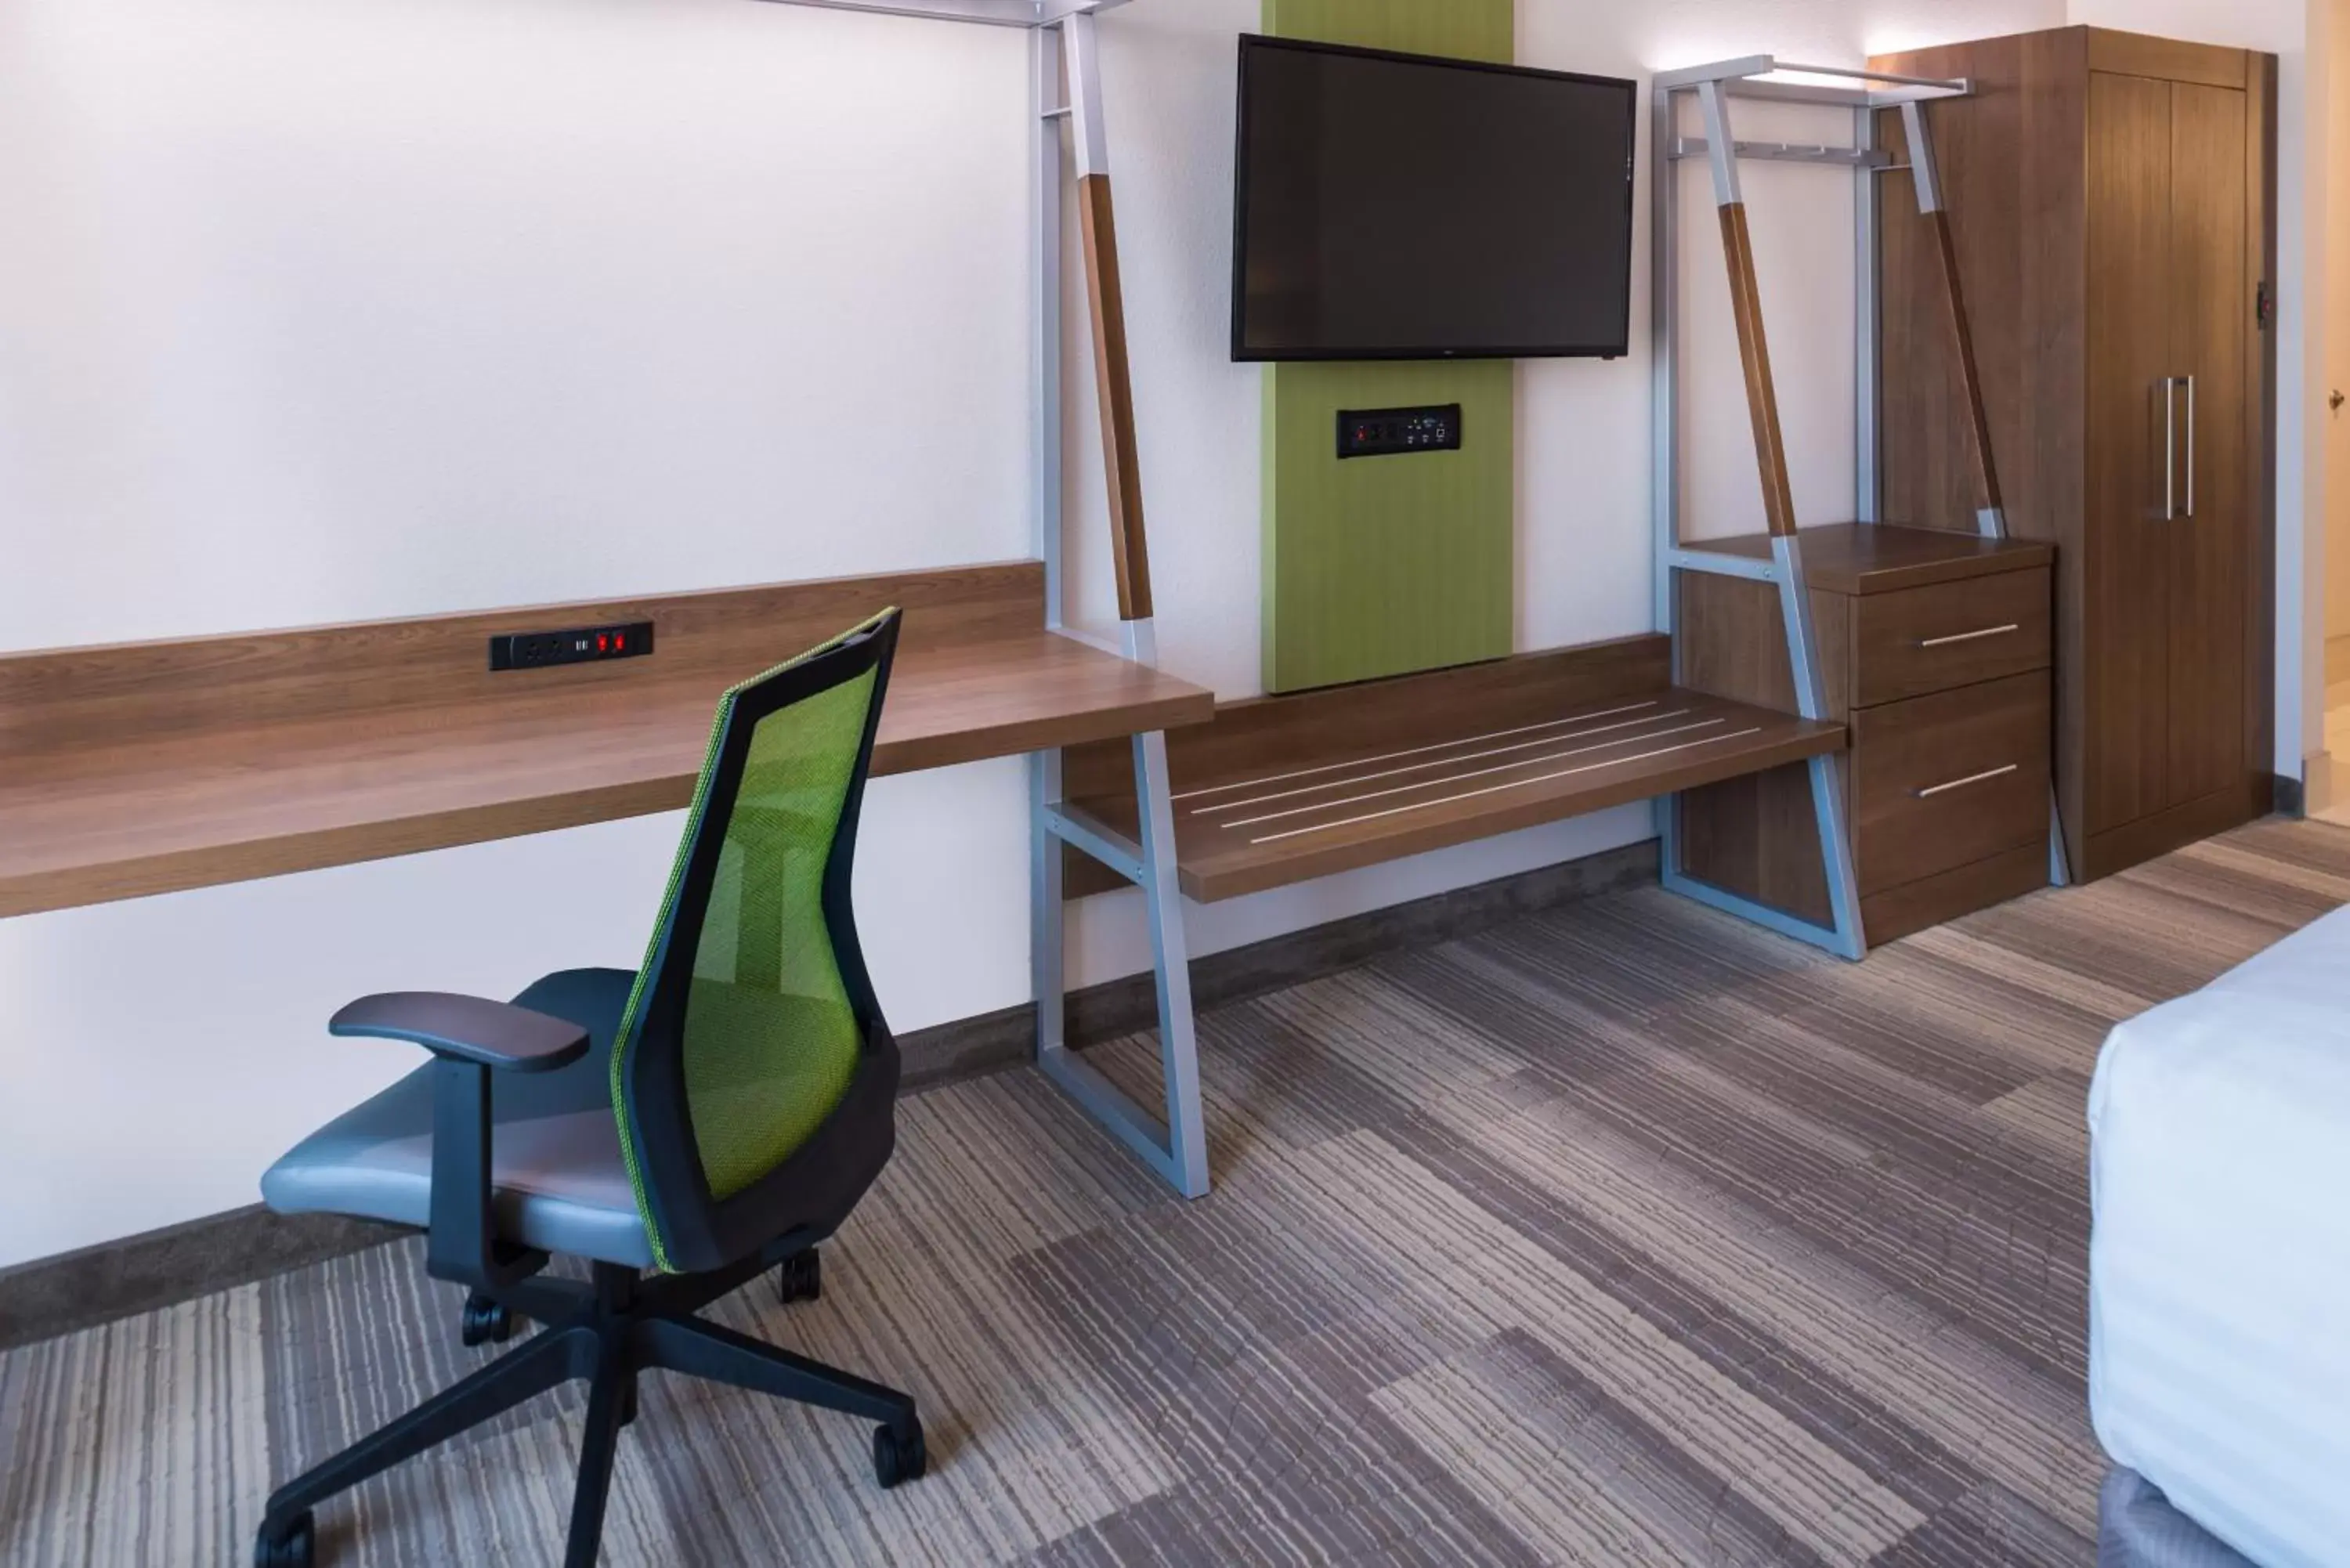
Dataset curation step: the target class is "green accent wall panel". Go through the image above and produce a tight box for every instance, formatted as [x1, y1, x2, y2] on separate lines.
[1260, 0, 1510, 63]
[1258, 0, 1516, 693]
[1262, 361, 1513, 692]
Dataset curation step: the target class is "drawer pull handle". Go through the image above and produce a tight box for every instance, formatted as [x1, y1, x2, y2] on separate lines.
[1915, 763, 2019, 799]
[1917, 623, 2019, 649]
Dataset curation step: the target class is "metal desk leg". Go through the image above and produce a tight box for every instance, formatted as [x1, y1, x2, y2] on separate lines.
[1032, 735, 1210, 1198]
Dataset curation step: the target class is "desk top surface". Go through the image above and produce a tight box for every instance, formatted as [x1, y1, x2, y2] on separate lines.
[0, 576, 1213, 917]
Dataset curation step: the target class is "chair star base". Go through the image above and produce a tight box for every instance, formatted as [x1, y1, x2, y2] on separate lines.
[254, 1256, 924, 1568]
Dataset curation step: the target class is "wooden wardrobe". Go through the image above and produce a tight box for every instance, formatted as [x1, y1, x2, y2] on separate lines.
[1871, 27, 2277, 880]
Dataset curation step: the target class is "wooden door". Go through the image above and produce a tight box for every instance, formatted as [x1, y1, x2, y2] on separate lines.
[2084, 71, 2176, 833]
[2164, 81, 2251, 805]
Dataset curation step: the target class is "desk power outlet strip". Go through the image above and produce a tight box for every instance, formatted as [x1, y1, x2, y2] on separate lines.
[489, 620, 655, 671]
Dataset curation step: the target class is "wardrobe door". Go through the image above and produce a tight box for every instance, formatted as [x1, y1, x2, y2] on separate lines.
[2084, 71, 2175, 833]
[2164, 81, 2251, 806]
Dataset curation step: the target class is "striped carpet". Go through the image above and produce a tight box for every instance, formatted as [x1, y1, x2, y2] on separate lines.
[6, 818, 2345, 1567]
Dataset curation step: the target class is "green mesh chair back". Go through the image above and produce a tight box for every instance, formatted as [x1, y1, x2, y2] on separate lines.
[611, 609, 902, 1274]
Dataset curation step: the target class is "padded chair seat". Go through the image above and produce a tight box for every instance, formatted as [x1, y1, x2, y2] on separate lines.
[262, 968, 655, 1270]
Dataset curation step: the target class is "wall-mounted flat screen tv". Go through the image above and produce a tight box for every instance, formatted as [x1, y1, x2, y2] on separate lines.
[1231, 35, 1637, 362]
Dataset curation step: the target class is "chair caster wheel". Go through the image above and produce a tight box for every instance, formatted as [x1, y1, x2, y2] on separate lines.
[254, 1510, 315, 1568]
[873, 1418, 927, 1489]
[460, 1294, 513, 1348]
[776, 1248, 822, 1306]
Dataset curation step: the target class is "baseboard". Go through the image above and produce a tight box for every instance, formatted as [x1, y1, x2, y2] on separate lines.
[0, 836, 1659, 1349]
[898, 835, 1659, 1087]
[2288, 757, 2323, 817]
[0, 1206, 400, 1352]
[2081, 781, 2270, 880]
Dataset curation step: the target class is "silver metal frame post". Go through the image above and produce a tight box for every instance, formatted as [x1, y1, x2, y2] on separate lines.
[1026, 10, 1209, 1198]
[747, 0, 1203, 1194]
[1856, 98, 1880, 526]
[1028, 15, 1070, 1085]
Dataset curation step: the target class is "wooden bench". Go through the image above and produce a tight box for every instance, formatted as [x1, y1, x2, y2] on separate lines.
[1061, 634, 1846, 902]
[0, 562, 1213, 917]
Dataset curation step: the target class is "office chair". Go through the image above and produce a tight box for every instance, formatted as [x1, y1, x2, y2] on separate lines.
[251, 609, 919, 1568]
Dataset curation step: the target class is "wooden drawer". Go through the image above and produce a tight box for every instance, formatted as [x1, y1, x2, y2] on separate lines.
[1853, 671, 2051, 895]
[1852, 567, 2051, 706]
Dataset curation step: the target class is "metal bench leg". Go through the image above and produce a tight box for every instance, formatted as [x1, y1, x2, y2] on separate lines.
[1657, 534, 1867, 962]
[1031, 739, 1211, 1198]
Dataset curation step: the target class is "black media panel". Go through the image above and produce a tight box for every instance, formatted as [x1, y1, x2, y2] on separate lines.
[489, 621, 655, 671]
[1231, 35, 1636, 362]
[1337, 403, 1462, 460]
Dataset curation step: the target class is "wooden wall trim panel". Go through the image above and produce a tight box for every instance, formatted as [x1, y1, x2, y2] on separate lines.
[1077, 173, 1154, 623]
[1718, 203, 1801, 537]
[0, 562, 1048, 749]
[2084, 27, 2247, 89]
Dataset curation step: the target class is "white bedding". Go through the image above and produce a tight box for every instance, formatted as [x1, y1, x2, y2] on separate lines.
[2089, 905, 2350, 1568]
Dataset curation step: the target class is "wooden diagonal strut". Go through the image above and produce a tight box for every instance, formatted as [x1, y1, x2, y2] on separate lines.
[1718, 203, 1801, 538]
[1899, 98, 2005, 527]
[1078, 172, 1155, 622]
[1926, 208, 2005, 518]
[1707, 168, 1867, 956]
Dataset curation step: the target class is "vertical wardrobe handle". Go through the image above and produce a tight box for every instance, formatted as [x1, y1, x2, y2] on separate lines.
[2160, 378, 2177, 519]
[2183, 374, 2196, 518]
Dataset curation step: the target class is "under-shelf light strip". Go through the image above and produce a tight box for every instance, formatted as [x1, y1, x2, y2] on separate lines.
[1171, 701, 1665, 803]
[1248, 727, 1766, 845]
[1224, 717, 1734, 829]
[1194, 708, 1700, 815]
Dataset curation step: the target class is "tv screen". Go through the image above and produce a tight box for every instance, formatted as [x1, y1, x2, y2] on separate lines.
[1231, 36, 1636, 362]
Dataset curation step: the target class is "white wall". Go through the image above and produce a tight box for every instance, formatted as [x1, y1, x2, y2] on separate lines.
[0, 0, 2062, 1266]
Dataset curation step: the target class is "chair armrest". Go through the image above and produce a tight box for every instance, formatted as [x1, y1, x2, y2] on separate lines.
[324, 992, 585, 1291]
[330, 992, 588, 1073]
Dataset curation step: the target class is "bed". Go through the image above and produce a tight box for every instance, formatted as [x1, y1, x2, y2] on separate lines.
[2089, 903, 2350, 1567]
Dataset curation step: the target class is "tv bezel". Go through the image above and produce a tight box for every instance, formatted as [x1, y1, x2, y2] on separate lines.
[1228, 33, 1639, 364]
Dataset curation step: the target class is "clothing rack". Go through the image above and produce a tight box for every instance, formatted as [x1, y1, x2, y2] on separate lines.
[1650, 55, 2061, 958]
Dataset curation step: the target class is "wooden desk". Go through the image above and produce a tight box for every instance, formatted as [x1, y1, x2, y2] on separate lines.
[0, 564, 1212, 917]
